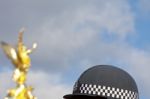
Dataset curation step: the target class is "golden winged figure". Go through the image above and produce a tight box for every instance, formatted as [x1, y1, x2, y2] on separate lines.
[1, 30, 37, 72]
[1, 29, 37, 99]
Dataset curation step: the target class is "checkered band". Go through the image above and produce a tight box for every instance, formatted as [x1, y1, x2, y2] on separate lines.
[79, 83, 138, 99]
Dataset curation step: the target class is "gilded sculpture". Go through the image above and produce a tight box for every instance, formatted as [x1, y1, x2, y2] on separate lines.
[1, 29, 37, 99]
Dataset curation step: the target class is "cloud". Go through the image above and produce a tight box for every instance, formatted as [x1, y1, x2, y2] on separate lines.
[0, 71, 71, 99]
[22, 0, 135, 71]
[138, 0, 150, 15]
[27, 71, 71, 99]
[0, 71, 12, 98]
[0, 0, 135, 72]
[0, 0, 150, 98]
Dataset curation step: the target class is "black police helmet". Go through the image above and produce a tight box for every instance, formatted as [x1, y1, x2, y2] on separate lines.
[63, 65, 139, 99]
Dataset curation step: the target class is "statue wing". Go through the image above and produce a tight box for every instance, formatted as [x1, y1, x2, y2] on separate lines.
[1, 41, 18, 65]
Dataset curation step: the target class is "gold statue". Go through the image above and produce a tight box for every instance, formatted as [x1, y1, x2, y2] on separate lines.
[1, 28, 37, 99]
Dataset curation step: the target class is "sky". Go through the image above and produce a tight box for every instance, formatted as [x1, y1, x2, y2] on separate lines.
[0, 0, 150, 99]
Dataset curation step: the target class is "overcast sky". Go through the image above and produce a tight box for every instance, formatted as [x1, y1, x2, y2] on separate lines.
[0, 0, 150, 99]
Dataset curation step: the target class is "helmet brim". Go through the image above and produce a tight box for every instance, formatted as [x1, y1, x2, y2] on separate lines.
[63, 93, 108, 99]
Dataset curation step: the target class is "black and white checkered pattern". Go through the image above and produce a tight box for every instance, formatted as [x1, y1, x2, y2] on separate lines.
[78, 83, 138, 99]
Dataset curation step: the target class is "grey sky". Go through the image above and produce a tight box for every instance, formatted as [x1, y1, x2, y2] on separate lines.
[0, 0, 150, 98]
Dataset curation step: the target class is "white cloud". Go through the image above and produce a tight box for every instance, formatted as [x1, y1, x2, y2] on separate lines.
[1, 0, 150, 98]
[0, 0, 135, 72]
[27, 71, 71, 99]
[0, 71, 13, 98]
[25, 0, 135, 71]
[0, 71, 71, 99]
[138, 0, 150, 15]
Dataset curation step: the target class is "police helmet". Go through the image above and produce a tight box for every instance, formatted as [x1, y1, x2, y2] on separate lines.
[63, 65, 139, 99]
